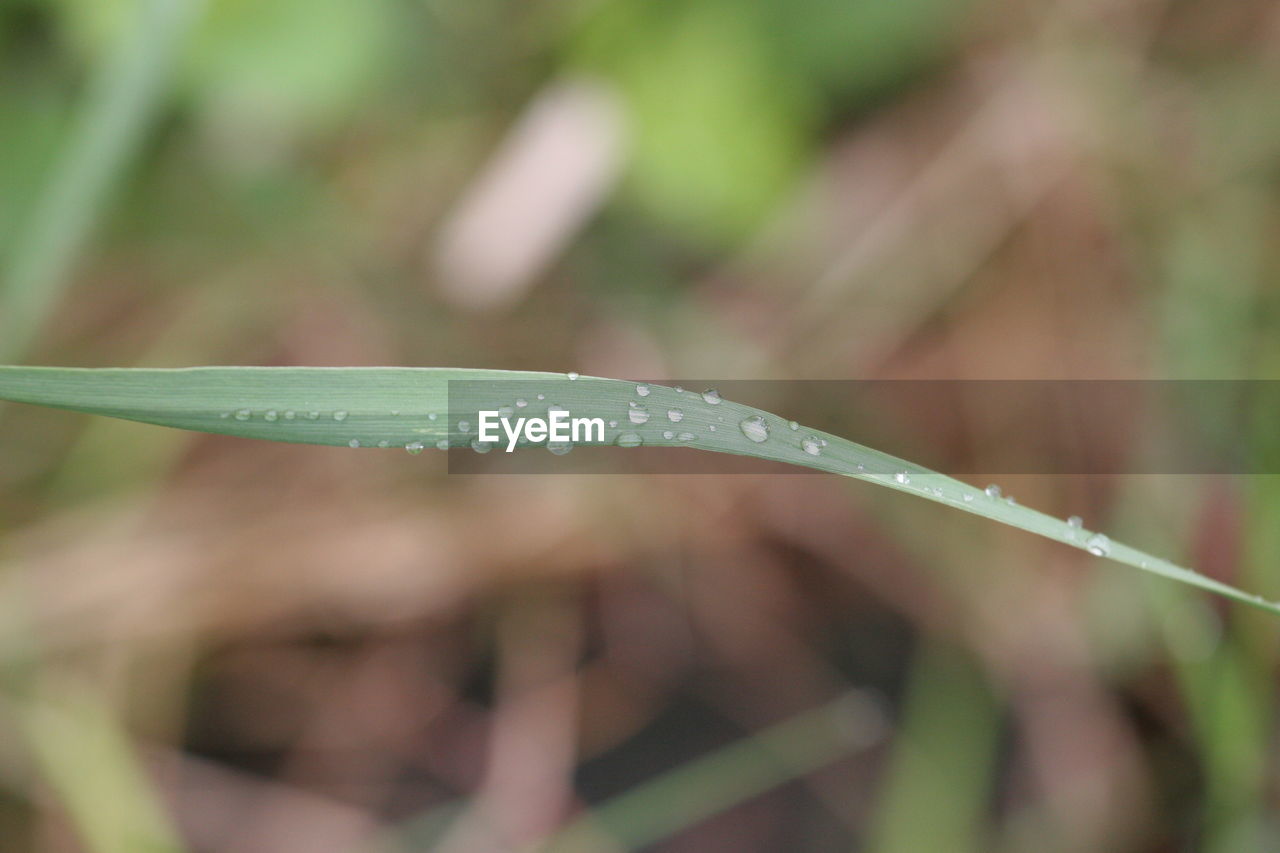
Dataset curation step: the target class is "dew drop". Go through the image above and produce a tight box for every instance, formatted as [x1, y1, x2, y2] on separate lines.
[662, 430, 675, 440]
[377, 440, 390, 448]
[234, 409, 251, 421]
[1005, 496, 1017, 506]
[667, 408, 684, 423]
[391, 411, 400, 417]
[708, 424, 716, 431]
[428, 412, 438, 421]
[788, 421, 799, 431]
[471, 439, 494, 453]
[536, 393, 546, 400]
[963, 494, 974, 502]
[636, 383, 650, 397]
[628, 404, 650, 425]
[801, 435, 823, 456]
[334, 411, 349, 422]
[567, 371, 580, 380]
[739, 416, 770, 443]
[677, 431, 696, 442]
[547, 441, 572, 455]
[497, 405, 514, 418]
[516, 398, 528, 408]
[1086, 533, 1111, 557]
[895, 471, 910, 485]
[458, 420, 472, 434]
[984, 484, 1001, 499]
[219, 412, 231, 419]
[405, 441, 424, 455]
[701, 389, 721, 405]
[609, 420, 618, 428]
[284, 411, 296, 420]
[264, 410, 278, 422]
[348, 439, 361, 448]
[436, 439, 450, 451]
[674, 386, 684, 393]
[616, 432, 643, 448]
[1068, 516, 1083, 530]
[307, 411, 320, 420]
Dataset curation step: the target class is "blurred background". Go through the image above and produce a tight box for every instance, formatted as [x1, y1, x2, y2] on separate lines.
[2, 0, 1280, 850]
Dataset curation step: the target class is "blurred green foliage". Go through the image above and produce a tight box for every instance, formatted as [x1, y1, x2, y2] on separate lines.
[569, 0, 969, 241]
[52, 0, 396, 133]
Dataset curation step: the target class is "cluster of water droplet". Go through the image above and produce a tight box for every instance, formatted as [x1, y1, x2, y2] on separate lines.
[222, 408, 331, 422]
[212, 376, 916, 465]
[218, 387, 1222, 590]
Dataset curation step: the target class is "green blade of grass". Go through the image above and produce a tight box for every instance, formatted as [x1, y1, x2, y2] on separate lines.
[539, 692, 884, 852]
[0, 365, 1275, 616]
[17, 681, 186, 853]
[867, 642, 998, 853]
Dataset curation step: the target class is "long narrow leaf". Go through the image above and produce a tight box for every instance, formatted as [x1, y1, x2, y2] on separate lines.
[0, 365, 1274, 616]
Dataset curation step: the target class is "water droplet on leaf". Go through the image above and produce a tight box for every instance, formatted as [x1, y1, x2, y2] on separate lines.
[739, 416, 770, 443]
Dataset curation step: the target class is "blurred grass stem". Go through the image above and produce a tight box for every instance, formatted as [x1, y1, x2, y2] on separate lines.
[0, 0, 205, 362]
